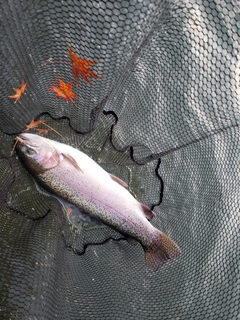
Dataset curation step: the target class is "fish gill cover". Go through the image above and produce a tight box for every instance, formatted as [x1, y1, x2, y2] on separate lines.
[0, 0, 239, 319]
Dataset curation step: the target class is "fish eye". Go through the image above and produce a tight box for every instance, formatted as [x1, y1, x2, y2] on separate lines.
[26, 147, 35, 156]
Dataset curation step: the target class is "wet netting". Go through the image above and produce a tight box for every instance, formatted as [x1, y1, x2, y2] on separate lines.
[0, 0, 239, 319]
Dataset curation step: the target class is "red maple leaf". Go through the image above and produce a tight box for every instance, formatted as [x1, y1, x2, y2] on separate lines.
[68, 44, 102, 86]
[8, 80, 27, 103]
[47, 75, 77, 103]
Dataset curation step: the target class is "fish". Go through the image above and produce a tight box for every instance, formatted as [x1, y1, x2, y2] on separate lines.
[16, 133, 181, 271]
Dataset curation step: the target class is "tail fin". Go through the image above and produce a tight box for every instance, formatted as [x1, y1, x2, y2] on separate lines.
[144, 232, 181, 272]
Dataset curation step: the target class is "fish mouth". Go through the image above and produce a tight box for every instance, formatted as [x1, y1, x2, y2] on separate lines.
[16, 133, 37, 148]
[16, 134, 29, 146]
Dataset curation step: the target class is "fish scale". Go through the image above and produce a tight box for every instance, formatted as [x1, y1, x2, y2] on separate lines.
[39, 165, 148, 243]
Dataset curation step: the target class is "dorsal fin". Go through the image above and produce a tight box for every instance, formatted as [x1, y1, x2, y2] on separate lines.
[62, 153, 83, 173]
[109, 173, 128, 187]
[140, 203, 156, 220]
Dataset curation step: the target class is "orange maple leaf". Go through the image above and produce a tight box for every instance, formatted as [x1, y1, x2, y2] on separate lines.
[8, 80, 27, 103]
[25, 118, 65, 139]
[68, 44, 102, 86]
[35, 128, 49, 135]
[25, 119, 45, 131]
[47, 75, 77, 103]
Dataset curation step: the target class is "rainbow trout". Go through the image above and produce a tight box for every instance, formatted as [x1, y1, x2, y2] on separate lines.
[16, 133, 181, 271]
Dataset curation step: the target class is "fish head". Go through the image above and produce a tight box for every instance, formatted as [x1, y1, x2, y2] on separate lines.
[16, 133, 61, 173]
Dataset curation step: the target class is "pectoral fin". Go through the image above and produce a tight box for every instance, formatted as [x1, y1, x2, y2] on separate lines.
[58, 199, 102, 224]
[110, 174, 128, 187]
[62, 153, 83, 173]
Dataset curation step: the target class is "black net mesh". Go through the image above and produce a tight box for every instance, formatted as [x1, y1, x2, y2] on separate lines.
[0, 0, 239, 319]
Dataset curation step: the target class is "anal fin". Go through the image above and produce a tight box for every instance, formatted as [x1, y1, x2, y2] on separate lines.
[126, 237, 138, 246]
[140, 203, 156, 220]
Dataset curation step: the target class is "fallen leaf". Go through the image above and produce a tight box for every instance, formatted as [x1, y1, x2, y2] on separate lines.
[35, 128, 49, 135]
[25, 119, 45, 131]
[68, 44, 102, 85]
[47, 75, 77, 103]
[25, 119, 65, 139]
[8, 80, 27, 103]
